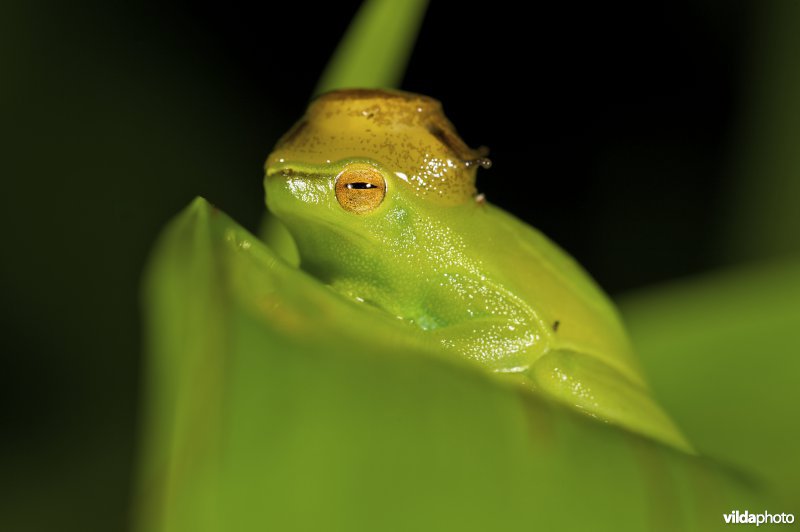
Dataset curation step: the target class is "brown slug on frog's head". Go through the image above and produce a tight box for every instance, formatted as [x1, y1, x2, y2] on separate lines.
[267, 89, 490, 207]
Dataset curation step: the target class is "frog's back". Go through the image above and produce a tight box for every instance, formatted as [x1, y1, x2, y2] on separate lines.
[460, 202, 646, 386]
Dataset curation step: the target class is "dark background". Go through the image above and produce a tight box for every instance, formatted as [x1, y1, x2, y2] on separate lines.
[2, 1, 793, 530]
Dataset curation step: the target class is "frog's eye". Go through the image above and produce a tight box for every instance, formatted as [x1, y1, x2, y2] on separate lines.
[334, 165, 386, 214]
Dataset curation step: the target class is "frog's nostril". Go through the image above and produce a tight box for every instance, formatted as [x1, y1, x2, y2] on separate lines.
[265, 168, 293, 181]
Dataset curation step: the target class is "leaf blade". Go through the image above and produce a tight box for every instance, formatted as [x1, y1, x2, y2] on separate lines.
[314, 0, 429, 94]
[135, 199, 769, 531]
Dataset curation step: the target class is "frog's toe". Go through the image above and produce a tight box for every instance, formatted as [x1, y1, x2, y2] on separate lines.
[528, 349, 694, 454]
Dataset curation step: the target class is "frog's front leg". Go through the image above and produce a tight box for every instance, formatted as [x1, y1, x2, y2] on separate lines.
[424, 315, 549, 375]
[528, 349, 694, 452]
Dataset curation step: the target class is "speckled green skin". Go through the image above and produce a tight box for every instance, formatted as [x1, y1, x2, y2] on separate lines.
[264, 89, 692, 452]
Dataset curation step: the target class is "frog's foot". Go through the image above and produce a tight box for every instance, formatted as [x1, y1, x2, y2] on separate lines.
[527, 349, 694, 454]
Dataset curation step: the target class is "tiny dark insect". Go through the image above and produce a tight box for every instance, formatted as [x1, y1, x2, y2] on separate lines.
[552, 320, 560, 332]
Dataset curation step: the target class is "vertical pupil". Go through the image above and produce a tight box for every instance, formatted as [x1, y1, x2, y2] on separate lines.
[346, 182, 376, 190]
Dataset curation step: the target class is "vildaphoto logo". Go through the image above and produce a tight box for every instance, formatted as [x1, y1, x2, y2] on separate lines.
[723, 510, 795, 526]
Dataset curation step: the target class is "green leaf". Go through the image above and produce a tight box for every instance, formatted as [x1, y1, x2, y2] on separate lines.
[620, 260, 800, 507]
[134, 199, 769, 532]
[314, 0, 429, 95]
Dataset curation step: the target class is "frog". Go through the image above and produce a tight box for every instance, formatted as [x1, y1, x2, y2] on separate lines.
[264, 88, 692, 452]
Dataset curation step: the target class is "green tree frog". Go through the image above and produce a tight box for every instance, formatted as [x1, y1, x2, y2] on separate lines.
[264, 89, 691, 452]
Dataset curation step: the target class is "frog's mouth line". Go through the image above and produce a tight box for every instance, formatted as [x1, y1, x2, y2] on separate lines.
[265, 187, 379, 249]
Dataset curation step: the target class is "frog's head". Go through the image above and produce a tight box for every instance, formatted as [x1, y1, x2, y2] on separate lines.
[264, 89, 489, 280]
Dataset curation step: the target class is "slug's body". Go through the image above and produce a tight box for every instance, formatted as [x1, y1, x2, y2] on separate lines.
[265, 89, 690, 451]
